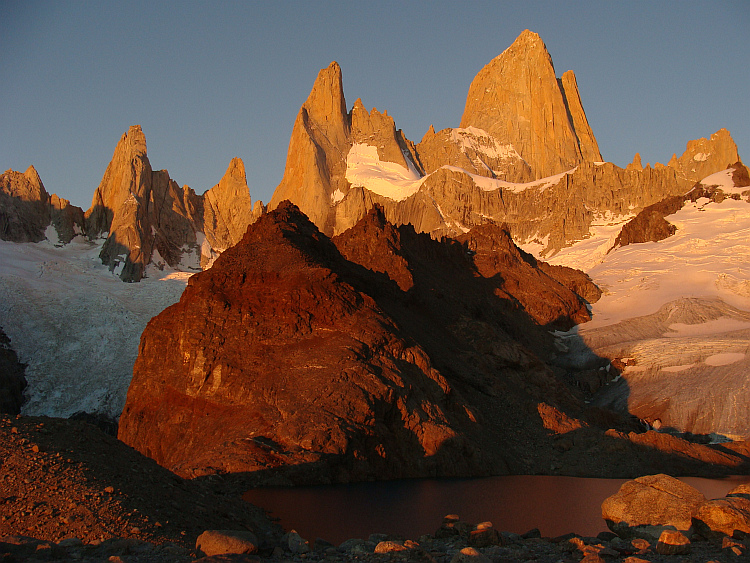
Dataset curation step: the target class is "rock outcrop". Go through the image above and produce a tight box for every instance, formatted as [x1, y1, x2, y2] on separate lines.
[0, 328, 26, 415]
[0, 166, 84, 244]
[84, 125, 264, 281]
[118, 202, 592, 481]
[460, 30, 602, 179]
[268, 62, 352, 231]
[668, 128, 740, 183]
[119, 203, 750, 483]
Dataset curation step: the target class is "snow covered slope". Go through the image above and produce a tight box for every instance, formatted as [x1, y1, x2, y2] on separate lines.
[544, 168, 750, 439]
[0, 234, 189, 419]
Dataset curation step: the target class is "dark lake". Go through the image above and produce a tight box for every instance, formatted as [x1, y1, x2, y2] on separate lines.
[244, 474, 750, 544]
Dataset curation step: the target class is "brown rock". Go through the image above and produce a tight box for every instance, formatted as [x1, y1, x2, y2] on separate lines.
[118, 202, 593, 482]
[655, 529, 690, 554]
[611, 195, 683, 249]
[468, 526, 502, 547]
[449, 547, 491, 563]
[602, 474, 706, 540]
[84, 126, 262, 281]
[693, 496, 750, 540]
[374, 540, 408, 553]
[269, 62, 351, 231]
[202, 157, 257, 261]
[196, 530, 259, 556]
[460, 30, 602, 180]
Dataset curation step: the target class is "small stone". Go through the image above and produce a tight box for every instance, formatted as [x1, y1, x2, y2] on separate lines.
[655, 529, 690, 555]
[449, 546, 492, 563]
[469, 526, 502, 547]
[374, 540, 407, 554]
[11, 427, 18, 434]
[104, 486, 115, 494]
[58, 538, 83, 548]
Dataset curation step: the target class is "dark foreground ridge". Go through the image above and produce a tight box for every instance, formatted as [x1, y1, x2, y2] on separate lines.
[3, 415, 750, 562]
[118, 202, 750, 485]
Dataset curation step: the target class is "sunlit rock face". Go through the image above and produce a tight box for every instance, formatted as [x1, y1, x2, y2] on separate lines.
[268, 30, 738, 259]
[84, 125, 263, 281]
[459, 29, 602, 179]
[0, 166, 84, 244]
[118, 202, 601, 483]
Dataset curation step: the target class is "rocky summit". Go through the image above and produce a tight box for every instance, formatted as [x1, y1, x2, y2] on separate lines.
[2, 125, 264, 282]
[267, 29, 740, 258]
[118, 202, 750, 484]
[85, 125, 264, 282]
[459, 29, 602, 179]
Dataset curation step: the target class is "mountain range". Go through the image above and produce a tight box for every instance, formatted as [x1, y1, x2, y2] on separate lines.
[1, 30, 748, 482]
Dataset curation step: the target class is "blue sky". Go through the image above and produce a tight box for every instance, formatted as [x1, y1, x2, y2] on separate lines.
[3, 1, 748, 209]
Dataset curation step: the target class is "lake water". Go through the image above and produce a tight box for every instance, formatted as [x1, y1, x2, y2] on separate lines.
[244, 474, 750, 544]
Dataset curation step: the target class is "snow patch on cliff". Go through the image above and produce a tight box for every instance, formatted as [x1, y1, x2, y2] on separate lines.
[345, 144, 424, 201]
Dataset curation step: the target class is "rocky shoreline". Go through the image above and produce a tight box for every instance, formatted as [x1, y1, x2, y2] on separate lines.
[3, 414, 750, 562]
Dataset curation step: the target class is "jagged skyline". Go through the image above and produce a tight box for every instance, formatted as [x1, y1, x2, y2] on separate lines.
[2, 1, 748, 209]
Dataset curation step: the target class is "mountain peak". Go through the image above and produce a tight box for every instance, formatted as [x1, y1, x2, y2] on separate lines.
[302, 61, 349, 139]
[460, 30, 601, 178]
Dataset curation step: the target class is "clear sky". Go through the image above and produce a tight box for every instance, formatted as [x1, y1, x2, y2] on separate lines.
[3, 1, 748, 209]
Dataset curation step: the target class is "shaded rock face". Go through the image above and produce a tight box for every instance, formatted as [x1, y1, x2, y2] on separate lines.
[0, 166, 84, 244]
[84, 126, 263, 281]
[119, 203, 750, 483]
[118, 202, 598, 482]
[0, 328, 27, 415]
[460, 30, 602, 179]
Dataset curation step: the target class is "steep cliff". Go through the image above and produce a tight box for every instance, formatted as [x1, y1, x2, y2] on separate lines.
[84, 126, 263, 281]
[459, 30, 602, 179]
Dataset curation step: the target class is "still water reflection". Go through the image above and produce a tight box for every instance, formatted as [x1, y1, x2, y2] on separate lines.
[244, 475, 750, 544]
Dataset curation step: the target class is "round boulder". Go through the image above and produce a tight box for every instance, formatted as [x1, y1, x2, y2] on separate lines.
[601, 474, 705, 540]
[693, 496, 750, 540]
[196, 530, 259, 557]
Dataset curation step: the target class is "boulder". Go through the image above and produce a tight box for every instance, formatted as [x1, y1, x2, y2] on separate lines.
[195, 530, 259, 557]
[693, 496, 750, 540]
[655, 529, 690, 554]
[449, 547, 492, 563]
[601, 474, 706, 540]
[374, 540, 408, 554]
